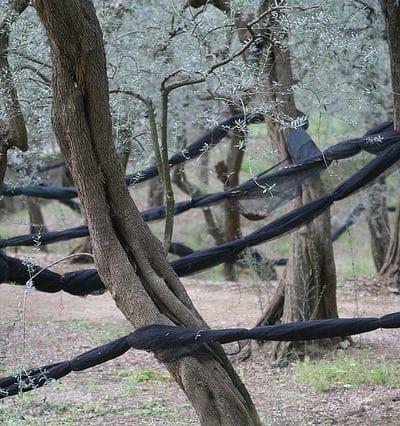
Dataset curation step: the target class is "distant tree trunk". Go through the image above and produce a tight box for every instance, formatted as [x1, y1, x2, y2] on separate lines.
[69, 217, 93, 262]
[148, 177, 164, 207]
[0, 197, 16, 218]
[199, 146, 209, 186]
[26, 197, 47, 234]
[379, 1, 400, 289]
[0, 1, 29, 185]
[120, 140, 131, 173]
[33, 1, 260, 424]
[215, 109, 246, 281]
[364, 179, 390, 271]
[26, 197, 48, 252]
[255, 0, 338, 362]
[380, 200, 400, 282]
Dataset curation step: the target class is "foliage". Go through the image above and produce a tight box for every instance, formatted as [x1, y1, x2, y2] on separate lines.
[289, 0, 391, 138]
[2, 0, 391, 186]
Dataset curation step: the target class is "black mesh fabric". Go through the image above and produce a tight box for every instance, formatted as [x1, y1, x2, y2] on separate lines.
[1, 113, 264, 200]
[1, 121, 399, 252]
[2, 129, 400, 294]
[1, 311, 399, 399]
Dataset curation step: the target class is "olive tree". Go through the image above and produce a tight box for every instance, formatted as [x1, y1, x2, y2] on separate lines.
[379, 0, 400, 288]
[31, 0, 261, 424]
[0, 0, 29, 184]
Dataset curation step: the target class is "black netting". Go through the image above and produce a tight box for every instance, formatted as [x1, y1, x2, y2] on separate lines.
[1, 311, 399, 399]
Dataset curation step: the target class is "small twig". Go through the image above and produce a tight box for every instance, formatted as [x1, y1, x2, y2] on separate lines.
[20, 64, 51, 84]
[111, 87, 172, 253]
[27, 252, 94, 283]
[162, 7, 284, 93]
[13, 51, 52, 69]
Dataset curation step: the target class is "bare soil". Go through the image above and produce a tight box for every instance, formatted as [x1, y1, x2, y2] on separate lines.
[1, 264, 400, 425]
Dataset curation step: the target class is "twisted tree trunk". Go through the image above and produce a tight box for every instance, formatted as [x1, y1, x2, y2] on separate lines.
[32, 1, 260, 424]
[379, 0, 400, 289]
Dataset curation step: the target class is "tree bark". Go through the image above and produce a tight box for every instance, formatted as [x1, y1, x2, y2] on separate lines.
[32, 1, 260, 424]
[69, 217, 93, 263]
[379, 1, 400, 288]
[380, 1, 400, 130]
[119, 140, 131, 173]
[148, 177, 164, 208]
[63, 165, 93, 262]
[26, 197, 48, 234]
[0, 1, 29, 184]
[364, 179, 390, 271]
[255, 0, 338, 362]
[0, 197, 16, 218]
[380, 199, 400, 282]
[216, 119, 246, 281]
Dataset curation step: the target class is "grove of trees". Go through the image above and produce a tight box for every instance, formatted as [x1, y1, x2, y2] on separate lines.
[1, 0, 400, 424]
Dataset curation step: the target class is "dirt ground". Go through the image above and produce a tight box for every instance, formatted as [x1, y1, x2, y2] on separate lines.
[1, 269, 400, 425]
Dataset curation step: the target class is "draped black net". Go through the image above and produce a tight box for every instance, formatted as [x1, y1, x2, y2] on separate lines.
[1, 117, 400, 400]
[1, 119, 400, 293]
[1, 312, 400, 398]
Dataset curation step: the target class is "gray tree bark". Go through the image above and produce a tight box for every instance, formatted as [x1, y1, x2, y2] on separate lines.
[215, 113, 246, 281]
[379, 1, 400, 289]
[364, 179, 390, 271]
[0, 0, 29, 184]
[32, 1, 260, 424]
[26, 197, 48, 234]
[255, 0, 338, 362]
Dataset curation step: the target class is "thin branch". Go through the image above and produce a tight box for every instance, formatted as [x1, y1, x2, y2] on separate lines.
[13, 51, 52, 68]
[20, 64, 51, 84]
[162, 6, 286, 93]
[0, 0, 30, 163]
[110, 88, 164, 184]
[111, 87, 174, 253]
[160, 90, 175, 253]
[28, 253, 94, 284]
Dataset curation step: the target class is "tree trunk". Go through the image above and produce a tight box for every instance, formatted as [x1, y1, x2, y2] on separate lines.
[69, 217, 93, 263]
[380, 199, 400, 283]
[380, 1, 400, 130]
[26, 197, 48, 252]
[32, 1, 260, 424]
[0, 197, 16, 218]
[364, 179, 390, 271]
[119, 140, 131, 173]
[148, 177, 164, 208]
[0, 1, 29, 185]
[26, 197, 48, 234]
[272, 181, 338, 361]
[255, 0, 338, 362]
[63, 164, 93, 262]
[379, 1, 400, 288]
[215, 116, 246, 281]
